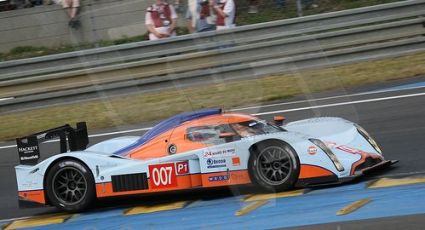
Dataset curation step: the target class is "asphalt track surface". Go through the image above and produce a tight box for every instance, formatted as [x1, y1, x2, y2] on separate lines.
[285, 213, 425, 230]
[0, 77, 425, 228]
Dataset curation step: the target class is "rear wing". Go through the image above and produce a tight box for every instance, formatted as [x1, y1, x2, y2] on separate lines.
[16, 122, 89, 165]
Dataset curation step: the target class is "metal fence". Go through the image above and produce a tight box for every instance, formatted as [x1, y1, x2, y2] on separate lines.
[0, 0, 153, 52]
[0, 0, 424, 111]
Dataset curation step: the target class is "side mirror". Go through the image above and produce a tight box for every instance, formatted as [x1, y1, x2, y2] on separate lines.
[219, 132, 237, 142]
[273, 115, 286, 126]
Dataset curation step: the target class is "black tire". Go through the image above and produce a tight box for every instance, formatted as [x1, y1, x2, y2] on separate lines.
[248, 140, 300, 192]
[45, 159, 95, 212]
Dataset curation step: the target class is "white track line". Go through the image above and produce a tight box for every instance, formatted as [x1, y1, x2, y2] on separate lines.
[230, 84, 425, 112]
[0, 145, 16, 150]
[0, 215, 35, 224]
[1, 90, 424, 150]
[253, 91, 425, 116]
[0, 97, 14, 102]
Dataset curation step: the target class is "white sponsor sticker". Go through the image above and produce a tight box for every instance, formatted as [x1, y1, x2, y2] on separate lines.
[203, 148, 236, 158]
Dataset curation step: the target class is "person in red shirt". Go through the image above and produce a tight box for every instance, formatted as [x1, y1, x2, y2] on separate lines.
[212, 0, 235, 30]
[145, 0, 178, 40]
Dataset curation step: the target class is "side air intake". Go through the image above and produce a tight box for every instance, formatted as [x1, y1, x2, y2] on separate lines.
[111, 173, 149, 192]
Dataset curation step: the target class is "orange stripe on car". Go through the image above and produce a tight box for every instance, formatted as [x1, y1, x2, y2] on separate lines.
[190, 174, 202, 187]
[128, 113, 253, 160]
[19, 190, 46, 204]
[299, 165, 335, 179]
[96, 174, 196, 198]
[95, 170, 251, 198]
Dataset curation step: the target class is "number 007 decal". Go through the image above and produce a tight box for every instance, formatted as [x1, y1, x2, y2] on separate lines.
[149, 163, 177, 189]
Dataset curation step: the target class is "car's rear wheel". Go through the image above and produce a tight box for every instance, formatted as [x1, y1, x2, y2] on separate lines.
[45, 159, 95, 212]
[248, 141, 300, 192]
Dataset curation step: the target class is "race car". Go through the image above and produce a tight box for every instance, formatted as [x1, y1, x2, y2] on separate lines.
[15, 108, 397, 211]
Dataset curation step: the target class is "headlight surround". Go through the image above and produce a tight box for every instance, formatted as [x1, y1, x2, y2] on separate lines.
[355, 124, 382, 155]
[309, 138, 344, 172]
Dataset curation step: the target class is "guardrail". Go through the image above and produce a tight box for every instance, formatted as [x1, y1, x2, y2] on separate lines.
[1, 0, 424, 74]
[0, 0, 425, 111]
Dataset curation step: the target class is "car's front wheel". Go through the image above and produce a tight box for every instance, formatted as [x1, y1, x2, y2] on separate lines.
[248, 141, 300, 192]
[45, 159, 95, 212]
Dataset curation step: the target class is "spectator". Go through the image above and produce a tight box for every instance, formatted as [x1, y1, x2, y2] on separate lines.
[186, 0, 216, 33]
[212, 0, 235, 30]
[145, 0, 178, 40]
[62, 0, 80, 28]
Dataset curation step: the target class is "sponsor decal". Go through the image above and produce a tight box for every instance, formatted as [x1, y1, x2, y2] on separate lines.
[168, 144, 177, 154]
[176, 161, 189, 175]
[17, 136, 40, 165]
[206, 158, 227, 169]
[232, 157, 240, 166]
[18, 146, 38, 152]
[21, 181, 38, 188]
[208, 175, 229, 182]
[20, 155, 39, 160]
[59, 161, 88, 173]
[230, 173, 250, 182]
[308, 146, 317, 155]
[337, 145, 362, 154]
[203, 148, 236, 158]
[149, 163, 177, 189]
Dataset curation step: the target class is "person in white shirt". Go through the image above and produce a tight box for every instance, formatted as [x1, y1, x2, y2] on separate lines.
[212, 0, 235, 30]
[145, 0, 178, 40]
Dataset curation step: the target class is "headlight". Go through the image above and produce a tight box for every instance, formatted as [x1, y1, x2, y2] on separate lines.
[355, 124, 382, 155]
[309, 138, 344, 172]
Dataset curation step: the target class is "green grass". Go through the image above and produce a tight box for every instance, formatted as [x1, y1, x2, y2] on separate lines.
[0, 51, 424, 141]
[0, 34, 148, 62]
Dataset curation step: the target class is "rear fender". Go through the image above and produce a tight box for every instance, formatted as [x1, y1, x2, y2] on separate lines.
[15, 152, 142, 192]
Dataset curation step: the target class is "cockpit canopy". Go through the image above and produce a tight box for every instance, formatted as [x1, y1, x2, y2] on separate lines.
[112, 108, 284, 160]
